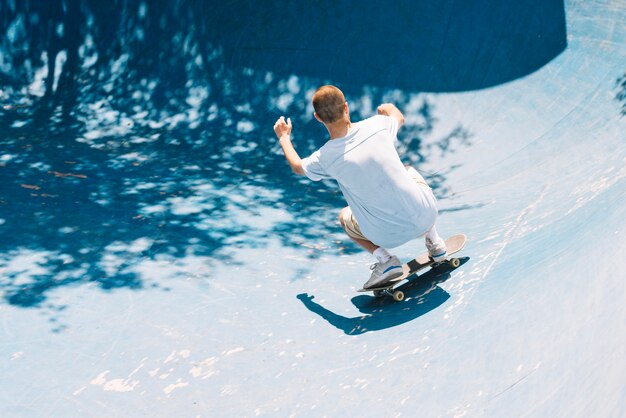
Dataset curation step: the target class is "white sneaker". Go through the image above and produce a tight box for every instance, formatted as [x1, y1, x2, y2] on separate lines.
[426, 237, 447, 262]
[364, 256, 403, 288]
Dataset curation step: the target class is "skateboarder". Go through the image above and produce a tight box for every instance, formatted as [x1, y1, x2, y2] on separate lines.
[273, 85, 447, 286]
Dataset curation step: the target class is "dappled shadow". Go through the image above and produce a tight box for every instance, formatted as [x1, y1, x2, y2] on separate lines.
[439, 203, 487, 214]
[0, 1, 558, 308]
[297, 259, 470, 335]
[616, 72, 626, 116]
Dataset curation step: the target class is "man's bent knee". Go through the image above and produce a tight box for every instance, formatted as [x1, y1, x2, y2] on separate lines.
[338, 207, 349, 228]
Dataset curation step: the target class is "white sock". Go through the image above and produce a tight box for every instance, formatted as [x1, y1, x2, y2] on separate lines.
[373, 247, 392, 263]
[425, 225, 442, 245]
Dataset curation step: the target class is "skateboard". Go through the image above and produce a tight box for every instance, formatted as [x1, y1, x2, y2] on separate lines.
[357, 234, 467, 302]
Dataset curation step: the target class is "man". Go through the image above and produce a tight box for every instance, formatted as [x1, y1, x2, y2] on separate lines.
[273, 85, 446, 287]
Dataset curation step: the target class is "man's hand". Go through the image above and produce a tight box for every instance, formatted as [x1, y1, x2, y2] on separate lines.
[377, 103, 405, 127]
[376, 103, 395, 116]
[273, 116, 304, 175]
[274, 116, 292, 140]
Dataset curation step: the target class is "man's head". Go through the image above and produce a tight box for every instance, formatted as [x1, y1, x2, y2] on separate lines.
[312, 85, 348, 124]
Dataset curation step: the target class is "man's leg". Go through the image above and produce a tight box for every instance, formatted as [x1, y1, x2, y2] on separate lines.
[405, 166, 448, 261]
[424, 224, 442, 243]
[338, 207, 403, 286]
[424, 224, 447, 261]
[338, 207, 378, 253]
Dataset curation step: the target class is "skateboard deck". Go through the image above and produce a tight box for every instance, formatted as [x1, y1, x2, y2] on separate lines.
[357, 234, 467, 301]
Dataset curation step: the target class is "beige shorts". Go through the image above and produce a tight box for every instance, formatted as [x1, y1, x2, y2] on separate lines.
[340, 166, 430, 241]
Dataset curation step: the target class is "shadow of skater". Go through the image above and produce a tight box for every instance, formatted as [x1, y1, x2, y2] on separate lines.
[297, 263, 467, 335]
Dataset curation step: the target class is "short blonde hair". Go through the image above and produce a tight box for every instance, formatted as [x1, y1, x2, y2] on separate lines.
[312, 85, 345, 123]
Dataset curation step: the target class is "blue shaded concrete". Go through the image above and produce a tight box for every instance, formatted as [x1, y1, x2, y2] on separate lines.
[216, 0, 567, 91]
[1, 1, 625, 416]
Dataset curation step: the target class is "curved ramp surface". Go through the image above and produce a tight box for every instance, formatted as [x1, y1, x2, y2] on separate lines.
[0, 1, 625, 416]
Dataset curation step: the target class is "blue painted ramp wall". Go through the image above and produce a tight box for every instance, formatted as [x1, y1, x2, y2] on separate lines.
[0, 0, 625, 416]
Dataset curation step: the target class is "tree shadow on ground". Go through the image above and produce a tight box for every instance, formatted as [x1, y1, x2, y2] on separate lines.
[0, 0, 561, 309]
[297, 258, 470, 335]
[616, 72, 626, 116]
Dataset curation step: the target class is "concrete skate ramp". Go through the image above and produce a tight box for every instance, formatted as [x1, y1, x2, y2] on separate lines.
[214, 0, 567, 91]
[0, 0, 624, 416]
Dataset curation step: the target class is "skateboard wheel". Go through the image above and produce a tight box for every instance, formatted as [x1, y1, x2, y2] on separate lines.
[392, 291, 405, 302]
[373, 290, 385, 298]
[449, 258, 461, 268]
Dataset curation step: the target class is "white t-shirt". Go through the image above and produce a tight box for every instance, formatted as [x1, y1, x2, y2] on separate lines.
[301, 115, 438, 248]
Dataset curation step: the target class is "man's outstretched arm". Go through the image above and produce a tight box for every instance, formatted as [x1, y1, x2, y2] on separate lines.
[377, 103, 405, 128]
[274, 116, 305, 175]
